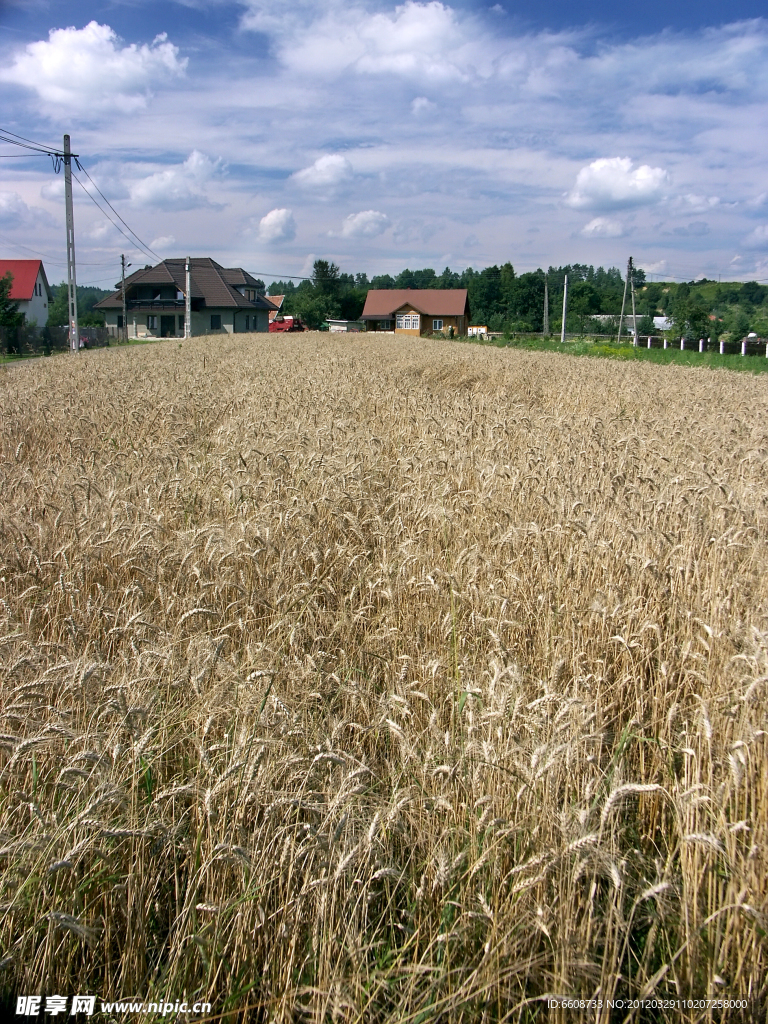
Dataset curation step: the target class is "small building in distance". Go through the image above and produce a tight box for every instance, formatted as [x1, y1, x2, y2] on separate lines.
[0, 259, 52, 326]
[94, 258, 277, 338]
[361, 289, 469, 336]
[268, 295, 285, 325]
[326, 318, 365, 332]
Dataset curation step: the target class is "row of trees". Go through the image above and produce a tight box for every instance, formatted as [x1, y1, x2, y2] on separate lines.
[270, 261, 768, 339]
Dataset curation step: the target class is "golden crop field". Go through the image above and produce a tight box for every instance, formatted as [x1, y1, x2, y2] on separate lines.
[1, 333, 766, 1022]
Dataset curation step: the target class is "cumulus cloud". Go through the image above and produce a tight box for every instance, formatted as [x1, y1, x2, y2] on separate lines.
[581, 216, 625, 238]
[567, 157, 668, 211]
[292, 154, 353, 189]
[411, 96, 435, 115]
[150, 235, 177, 251]
[743, 224, 768, 250]
[246, 0, 472, 83]
[0, 21, 186, 114]
[129, 151, 222, 210]
[0, 191, 53, 228]
[258, 208, 296, 243]
[673, 193, 720, 213]
[340, 209, 389, 238]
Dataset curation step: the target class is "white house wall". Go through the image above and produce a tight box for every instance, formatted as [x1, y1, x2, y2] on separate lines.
[19, 269, 50, 327]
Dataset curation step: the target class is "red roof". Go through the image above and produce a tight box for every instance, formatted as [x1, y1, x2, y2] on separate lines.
[361, 289, 468, 319]
[0, 259, 44, 300]
[268, 294, 285, 322]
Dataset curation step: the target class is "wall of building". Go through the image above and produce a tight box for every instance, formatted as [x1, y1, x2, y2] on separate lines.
[103, 307, 268, 338]
[392, 307, 466, 336]
[18, 270, 50, 327]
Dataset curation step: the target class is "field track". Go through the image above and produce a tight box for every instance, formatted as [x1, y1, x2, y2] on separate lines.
[1, 333, 767, 1020]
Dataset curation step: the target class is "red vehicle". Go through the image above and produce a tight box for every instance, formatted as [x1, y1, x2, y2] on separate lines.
[269, 315, 305, 332]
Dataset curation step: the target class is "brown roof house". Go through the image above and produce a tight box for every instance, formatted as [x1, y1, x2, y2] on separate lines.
[94, 258, 277, 338]
[361, 289, 469, 336]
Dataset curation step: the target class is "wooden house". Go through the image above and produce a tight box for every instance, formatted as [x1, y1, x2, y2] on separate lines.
[360, 289, 469, 336]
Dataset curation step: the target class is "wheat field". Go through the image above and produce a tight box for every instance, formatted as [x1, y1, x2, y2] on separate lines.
[1, 333, 766, 1022]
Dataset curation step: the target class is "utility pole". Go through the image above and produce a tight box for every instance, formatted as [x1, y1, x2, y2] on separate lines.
[543, 275, 549, 335]
[63, 134, 79, 354]
[121, 254, 129, 342]
[629, 257, 638, 346]
[560, 274, 568, 344]
[184, 257, 191, 338]
[617, 256, 631, 344]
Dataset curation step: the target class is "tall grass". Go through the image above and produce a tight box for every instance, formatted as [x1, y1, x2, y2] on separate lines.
[0, 334, 766, 1021]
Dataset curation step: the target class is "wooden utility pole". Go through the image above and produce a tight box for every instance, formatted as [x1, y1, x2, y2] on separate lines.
[63, 134, 79, 353]
[560, 275, 568, 344]
[543, 275, 549, 335]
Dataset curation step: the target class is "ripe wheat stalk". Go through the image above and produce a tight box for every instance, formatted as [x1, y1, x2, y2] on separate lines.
[0, 333, 766, 1020]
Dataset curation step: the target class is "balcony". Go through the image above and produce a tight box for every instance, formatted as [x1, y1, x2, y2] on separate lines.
[126, 299, 202, 311]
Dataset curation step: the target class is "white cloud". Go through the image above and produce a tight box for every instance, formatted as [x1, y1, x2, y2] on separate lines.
[0, 191, 52, 228]
[340, 209, 389, 238]
[150, 235, 177, 251]
[411, 96, 436, 116]
[581, 216, 625, 238]
[292, 154, 353, 189]
[258, 208, 296, 243]
[567, 157, 668, 211]
[638, 260, 668, 276]
[743, 224, 768, 250]
[673, 193, 720, 213]
[0, 21, 186, 114]
[129, 151, 222, 210]
[41, 180, 65, 201]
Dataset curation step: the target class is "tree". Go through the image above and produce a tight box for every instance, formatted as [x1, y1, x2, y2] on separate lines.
[0, 272, 23, 330]
[312, 260, 340, 298]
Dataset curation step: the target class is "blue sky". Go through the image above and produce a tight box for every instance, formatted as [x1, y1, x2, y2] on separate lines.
[1, 0, 768, 287]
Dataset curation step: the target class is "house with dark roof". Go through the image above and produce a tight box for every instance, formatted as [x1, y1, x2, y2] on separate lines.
[0, 259, 52, 327]
[361, 289, 469, 336]
[94, 258, 277, 338]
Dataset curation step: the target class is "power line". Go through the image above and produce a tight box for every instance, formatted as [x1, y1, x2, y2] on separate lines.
[0, 233, 116, 266]
[71, 171, 160, 264]
[0, 128, 63, 153]
[75, 162, 161, 263]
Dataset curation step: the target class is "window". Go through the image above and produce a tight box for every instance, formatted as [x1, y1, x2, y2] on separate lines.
[396, 313, 420, 330]
[147, 315, 158, 330]
[245, 315, 250, 331]
[379, 320, 392, 330]
[433, 319, 443, 331]
[211, 314, 222, 330]
[117, 315, 124, 329]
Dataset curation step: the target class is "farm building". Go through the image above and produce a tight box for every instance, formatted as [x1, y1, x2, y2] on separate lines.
[94, 258, 277, 338]
[361, 289, 469, 336]
[0, 259, 52, 326]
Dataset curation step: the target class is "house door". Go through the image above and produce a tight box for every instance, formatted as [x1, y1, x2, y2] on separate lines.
[160, 315, 176, 337]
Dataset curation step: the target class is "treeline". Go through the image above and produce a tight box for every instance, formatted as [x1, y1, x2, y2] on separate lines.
[270, 261, 768, 338]
[47, 283, 112, 327]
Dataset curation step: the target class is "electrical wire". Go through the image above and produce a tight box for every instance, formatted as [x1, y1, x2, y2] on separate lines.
[0, 128, 63, 153]
[0, 234, 117, 267]
[74, 162, 161, 264]
[71, 171, 160, 264]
